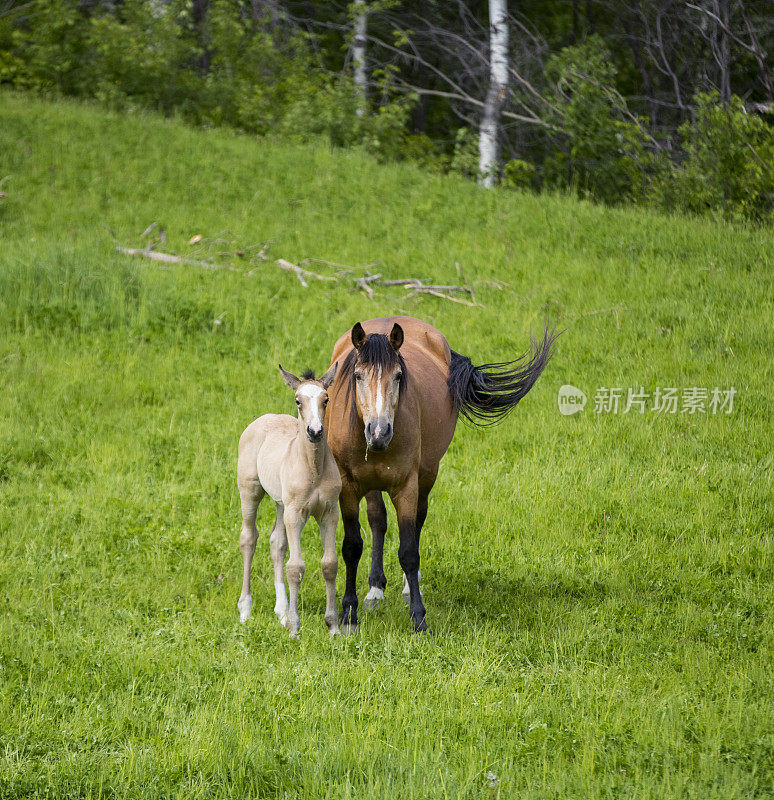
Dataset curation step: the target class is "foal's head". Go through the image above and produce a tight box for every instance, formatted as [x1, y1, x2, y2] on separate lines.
[279, 363, 338, 443]
[344, 322, 406, 451]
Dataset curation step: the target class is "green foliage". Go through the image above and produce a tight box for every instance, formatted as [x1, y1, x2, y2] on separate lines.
[401, 133, 449, 173]
[6, 0, 91, 94]
[89, 0, 200, 113]
[651, 92, 774, 223]
[502, 159, 536, 191]
[0, 95, 772, 799]
[544, 35, 656, 205]
[0, 4, 771, 221]
[449, 127, 479, 179]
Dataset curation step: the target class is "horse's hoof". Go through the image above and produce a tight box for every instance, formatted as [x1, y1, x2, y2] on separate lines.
[340, 622, 360, 636]
[413, 619, 433, 636]
[238, 595, 252, 622]
[364, 587, 385, 610]
[288, 630, 300, 640]
[328, 626, 341, 638]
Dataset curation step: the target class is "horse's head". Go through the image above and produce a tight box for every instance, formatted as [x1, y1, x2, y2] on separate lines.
[279, 363, 338, 443]
[347, 321, 406, 451]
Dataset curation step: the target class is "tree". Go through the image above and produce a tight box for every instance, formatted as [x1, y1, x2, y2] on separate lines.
[479, 0, 509, 187]
[352, 0, 368, 116]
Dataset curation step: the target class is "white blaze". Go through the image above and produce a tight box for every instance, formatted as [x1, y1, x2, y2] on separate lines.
[375, 367, 383, 415]
[298, 384, 324, 429]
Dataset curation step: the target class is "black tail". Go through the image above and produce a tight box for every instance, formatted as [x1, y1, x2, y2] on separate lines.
[447, 323, 558, 426]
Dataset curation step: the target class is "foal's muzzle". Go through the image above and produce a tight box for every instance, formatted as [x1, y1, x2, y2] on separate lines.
[307, 426, 324, 443]
[365, 419, 393, 451]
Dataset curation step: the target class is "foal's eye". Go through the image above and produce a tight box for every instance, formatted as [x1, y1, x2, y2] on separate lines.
[355, 373, 363, 382]
[395, 372, 403, 381]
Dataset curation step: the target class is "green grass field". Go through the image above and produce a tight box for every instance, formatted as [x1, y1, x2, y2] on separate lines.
[0, 92, 772, 799]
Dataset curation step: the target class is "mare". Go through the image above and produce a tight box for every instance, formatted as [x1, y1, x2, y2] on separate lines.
[324, 316, 556, 633]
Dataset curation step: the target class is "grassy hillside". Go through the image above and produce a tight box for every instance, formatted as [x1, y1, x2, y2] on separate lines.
[0, 93, 771, 799]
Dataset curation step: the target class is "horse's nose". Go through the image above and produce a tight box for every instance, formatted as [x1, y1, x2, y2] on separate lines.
[367, 419, 393, 450]
[307, 425, 323, 442]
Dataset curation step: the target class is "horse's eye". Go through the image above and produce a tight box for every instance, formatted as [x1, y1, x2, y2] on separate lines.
[355, 373, 363, 382]
[295, 399, 301, 405]
[395, 372, 402, 381]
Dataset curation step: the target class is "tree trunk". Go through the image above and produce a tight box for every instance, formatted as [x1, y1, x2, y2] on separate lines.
[715, 0, 731, 104]
[353, 0, 368, 117]
[478, 0, 509, 188]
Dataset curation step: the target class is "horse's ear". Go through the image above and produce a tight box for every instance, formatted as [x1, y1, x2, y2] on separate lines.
[278, 364, 301, 390]
[388, 323, 404, 352]
[351, 322, 367, 350]
[321, 362, 338, 389]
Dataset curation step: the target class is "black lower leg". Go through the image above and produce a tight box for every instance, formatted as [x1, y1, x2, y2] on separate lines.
[366, 491, 387, 590]
[398, 519, 427, 632]
[340, 514, 363, 626]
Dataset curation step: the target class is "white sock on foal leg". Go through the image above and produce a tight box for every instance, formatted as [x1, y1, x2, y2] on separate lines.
[238, 594, 253, 622]
[274, 581, 289, 623]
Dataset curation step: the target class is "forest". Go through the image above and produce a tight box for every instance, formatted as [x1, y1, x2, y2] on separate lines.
[1, 0, 772, 220]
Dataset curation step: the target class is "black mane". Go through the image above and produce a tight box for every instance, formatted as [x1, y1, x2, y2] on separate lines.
[301, 368, 316, 381]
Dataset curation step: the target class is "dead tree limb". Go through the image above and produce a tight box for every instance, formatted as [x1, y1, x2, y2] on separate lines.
[116, 246, 220, 269]
[276, 258, 337, 287]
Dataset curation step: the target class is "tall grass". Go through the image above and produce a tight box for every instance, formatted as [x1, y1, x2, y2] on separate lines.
[0, 92, 771, 799]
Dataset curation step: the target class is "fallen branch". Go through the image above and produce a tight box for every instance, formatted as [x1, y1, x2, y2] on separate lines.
[354, 272, 382, 299]
[406, 288, 478, 306]
[116, 245, 249, 272]
[274, 260, 482, 306]
[117, 226, 485, 308]
[276, 258, 337, 288]
[116, 246, 217, 269]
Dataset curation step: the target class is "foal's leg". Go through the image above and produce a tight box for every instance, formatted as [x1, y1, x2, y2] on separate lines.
[364, 491, 388, 609]
[283, 507, 306, 638]
[339, 483, 363, 631]
[390, 474, 428, 633]
[238, 482, 265, 622]
[318, 505, 340, 636]
[269, 504, 289, 624]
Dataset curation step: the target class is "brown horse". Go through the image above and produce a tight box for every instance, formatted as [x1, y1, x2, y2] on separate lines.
[325, 316, 556, 633]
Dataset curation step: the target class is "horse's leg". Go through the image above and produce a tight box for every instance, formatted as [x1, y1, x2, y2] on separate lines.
[402, 489, 428, 606]
[318, 505, 340, 636]
[390, 473, 428, 633]
[283, 507, 306, 638]
[339, 483, 363, 632]
[364, 490, 388, 609]
[269, 504, 289, 624]
[237, 479, 264, 623]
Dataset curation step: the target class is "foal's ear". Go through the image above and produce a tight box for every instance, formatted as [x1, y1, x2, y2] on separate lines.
[278, 364, 301, 390]
[320, 362, 338, 389]
[351, 322, 367, 350]
[388, 323, 404, 352]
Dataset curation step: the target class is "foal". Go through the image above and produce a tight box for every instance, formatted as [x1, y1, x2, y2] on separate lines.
[237, 363, 341, 637]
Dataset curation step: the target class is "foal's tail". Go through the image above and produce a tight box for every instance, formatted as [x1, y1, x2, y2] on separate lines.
[447, 322, 558, 425]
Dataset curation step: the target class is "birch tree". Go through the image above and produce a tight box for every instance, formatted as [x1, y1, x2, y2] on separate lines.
[352, 0, 368, 116]
[479, 0, 509, 187]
